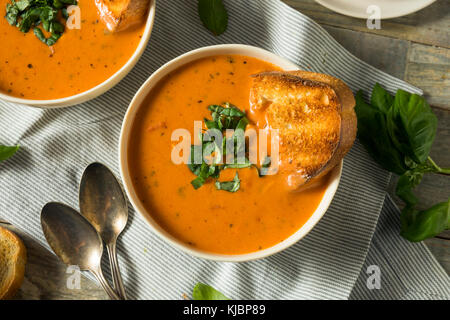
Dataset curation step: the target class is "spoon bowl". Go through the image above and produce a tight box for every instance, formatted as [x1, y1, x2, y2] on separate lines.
[79, 163, 128, 244]
[79, 163, 129, 299]
[41, 202, 121, 300]
[41, 202, 103, 270]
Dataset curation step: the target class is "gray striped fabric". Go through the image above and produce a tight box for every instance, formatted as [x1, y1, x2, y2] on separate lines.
[0, 0, 448, 299]
[351, 195, 450, 300]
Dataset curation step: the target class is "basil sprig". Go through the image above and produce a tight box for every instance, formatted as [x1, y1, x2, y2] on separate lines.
[5, 0, 77, 46]
[355, 83, 450, 242]
[188, 102, 266, 192]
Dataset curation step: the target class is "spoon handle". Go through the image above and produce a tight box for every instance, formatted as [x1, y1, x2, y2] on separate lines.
[91, 267, 122, 300]
[107, 242, 127, 300]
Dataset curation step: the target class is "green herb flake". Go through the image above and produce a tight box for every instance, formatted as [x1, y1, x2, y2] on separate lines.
[215, 172, 240, 192]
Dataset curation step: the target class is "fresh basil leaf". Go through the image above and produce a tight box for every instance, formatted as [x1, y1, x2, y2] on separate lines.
[0, 145, 19, 162]
[209, 165, 221, 179]
[18, 7, 41, 32]
[205, 119, 219, 130]
[61, 7, 68, 19]
[258, 156, 271, 177]
[53, 0, 63, 9]
[190, 162, 221, 189]
[215, 172, 240, 192]
[396, 171, 423, 206]
[191, 176, 205, 189]
[59, 0, 77, 4]
[387, 90, 437, 164]
[188, 102, 251, 191]
[234, 117, 249, 132]
[192, 283, 230, 300]
[198, 0, 228, 36]
[52, 21, 64, 32]
[191, 162, 209, 189]
[370, 83, 394, 114]
[222, 157, 252, 169]
[5, 4, 19, 25]
[45, 31, 61, 46]
[207, 103, 246, 129]
[33, 26, 46, 43]
[39, 5, 56, 22]
[400, 200, 450, 242]
[15, 0, 30, 11]
[50, 20, 64, 34]
[355, 90, 408, 175]
[187, 145, 202, 175]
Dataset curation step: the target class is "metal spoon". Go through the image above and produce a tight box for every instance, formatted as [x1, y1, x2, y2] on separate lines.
[41, 202, 121, 300]
[79, 163, 128, 300]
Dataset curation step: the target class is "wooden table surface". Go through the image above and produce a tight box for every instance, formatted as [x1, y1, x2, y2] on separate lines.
[2, 0, 449, 300]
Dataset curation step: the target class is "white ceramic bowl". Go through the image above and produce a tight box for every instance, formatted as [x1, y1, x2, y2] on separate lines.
[119, 44, 343, 262]
[0, 1, 156, 108]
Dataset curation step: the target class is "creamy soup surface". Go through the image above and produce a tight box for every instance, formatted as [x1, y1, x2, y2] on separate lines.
[128, 55, 330, 255]
[0, 0, 145, 99]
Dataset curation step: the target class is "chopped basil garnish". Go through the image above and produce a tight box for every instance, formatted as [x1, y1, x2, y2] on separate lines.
[4, 0, 77, 46]
[215, 172, 240, 192]
[188, 102, 267, 192]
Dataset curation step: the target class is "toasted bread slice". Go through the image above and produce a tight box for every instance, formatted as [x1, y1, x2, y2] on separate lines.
[0, 226, 26, 300]
[250, 70, 356, 190]
[95, 0, 150, 32]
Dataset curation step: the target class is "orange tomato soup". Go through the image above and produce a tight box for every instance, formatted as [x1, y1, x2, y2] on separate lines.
[128, 55, 330, 255]
[0, 0, 145, 99]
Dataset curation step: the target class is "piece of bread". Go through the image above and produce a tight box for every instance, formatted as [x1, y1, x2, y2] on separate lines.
[250, 70, 357, 190]
[0, 226, 27, 300]
[95, 0, 150, 32]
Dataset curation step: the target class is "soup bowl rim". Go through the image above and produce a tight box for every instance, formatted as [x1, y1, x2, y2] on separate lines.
[0, 0, 157, 108]
[119, 44, 343, 262]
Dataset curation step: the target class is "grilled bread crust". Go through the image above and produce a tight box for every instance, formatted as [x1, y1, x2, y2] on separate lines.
[250, 70, 356, 189]
[0, 226, 26, 300]
[95, 0, 150, 32]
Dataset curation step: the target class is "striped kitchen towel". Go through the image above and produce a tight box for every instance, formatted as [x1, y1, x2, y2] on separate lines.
[0, 0, 448, 299]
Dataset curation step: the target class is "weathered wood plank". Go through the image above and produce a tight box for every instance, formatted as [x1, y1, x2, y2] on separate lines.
[405, 43, 450, 108]
[283, 0, 450, 48]
[323, 26, 409, 80]
[294, 12, 450, 110]
[424, 237, 450, 272]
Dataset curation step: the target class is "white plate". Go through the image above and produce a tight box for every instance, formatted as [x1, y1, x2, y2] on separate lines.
[315, 0, 436, 19]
